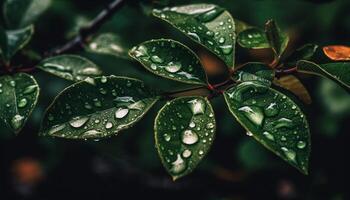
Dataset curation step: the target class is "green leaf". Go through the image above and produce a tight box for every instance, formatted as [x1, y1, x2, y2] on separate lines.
[40, 76, 159, 139]
[129, 39, 207, 85]
[265, 20, 289, 59]
[0, 73, 40, 133]
[155, 96, 216, 180]
[86, 33, 129, 59]
[153, 4, 235, 68]
[6, 25, 34, 60]
[37, 55, 103, 82]
[233, 62, 274, 86]
[297, 60, 350, 92]
[285, 44, 318, 63]
[224, 81, 310, 174]
[237, 27, 270, 49]
[3, 0, 51, 28]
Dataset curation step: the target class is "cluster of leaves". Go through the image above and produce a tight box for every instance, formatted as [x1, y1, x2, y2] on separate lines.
[1, 1, 349, 180]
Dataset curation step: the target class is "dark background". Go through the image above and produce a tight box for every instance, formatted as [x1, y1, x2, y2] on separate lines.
[0, 0, 348, 199]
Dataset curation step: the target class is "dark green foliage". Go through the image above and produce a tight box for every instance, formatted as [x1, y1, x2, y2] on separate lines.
[0, 1, 348, 180]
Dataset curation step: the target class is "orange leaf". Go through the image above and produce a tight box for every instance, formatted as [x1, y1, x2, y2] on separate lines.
[274, 75, 312, 104]
[323, 45, 350, 61]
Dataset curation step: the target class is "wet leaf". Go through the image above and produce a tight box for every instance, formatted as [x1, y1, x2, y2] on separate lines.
[40, 76, 159, 139]
[286, 44, 318, 63]
[274, 75, 312, 104]
[129, 39, 208, 85]
[237, 27, 270, 49]
[297, 60, 350, 92]
[86, 33, 129, 59]
[3, 0, 51, 28]
[2, 25, 34, 61]
[265, 20, 289, 59]
[323, 45, 350, 61]
[0, 73, 40, 133]
[233, 62, 274, 86]
[153, 4, 235, 68]
[224, 81, 310, 174]
[37, 55, 102, 82]
[155, 96, 216, 180]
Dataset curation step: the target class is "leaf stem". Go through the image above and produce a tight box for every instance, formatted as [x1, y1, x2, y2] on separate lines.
[275, 66, 297, 77]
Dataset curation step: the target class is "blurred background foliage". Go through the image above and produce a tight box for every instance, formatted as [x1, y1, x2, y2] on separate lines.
[0, 0, 348, 199]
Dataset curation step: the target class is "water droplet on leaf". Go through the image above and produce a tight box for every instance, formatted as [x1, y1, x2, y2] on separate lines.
[69, 116, 89, 128]
[182, 130, 199, 145]
[238, 106, 264, 126]
[115, 108, 129, 119]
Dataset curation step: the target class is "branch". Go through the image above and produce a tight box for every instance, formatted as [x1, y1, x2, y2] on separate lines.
[275, 67, 297, 77]
[46, 0, 126, 56]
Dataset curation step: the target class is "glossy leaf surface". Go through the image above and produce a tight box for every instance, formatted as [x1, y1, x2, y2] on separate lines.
[0, 73, 40, 133]
[37, 55, 102, 82]
[153, 4, 235, 68]
[86, 33, 129, 59]
[155, 96, 216, 180]
[130, 39, 208, 85]
[40, 76, 159, 139]
[3, 0, 51, 28]
[297, 60, 350, 92]
[233, 62, 274, 86]
[224, 81, 310, 174]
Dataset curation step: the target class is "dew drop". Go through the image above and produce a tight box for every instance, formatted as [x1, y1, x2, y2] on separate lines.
[263, 131, 274, 141]
[164, 133, 171, 142]
[273, 118, 294, 129]
[82, 129, 103, 138]
[197, 7, 224, 22]
[281, 147, 297, 163]
[181, 130, 199, 145]
[170, 154, 186, 174]
[206, 31, 214, 37]
[165, 61, 182, 73]
[18, 98, 28, 108]
[69, 116, 89, 128]
[11, 114, 24, 130]
[182, 149, 192, 158]
[105, 122, 113, 129]
[199, 150, 204, 155]
[151, 55, 163, 64]
[150, 63, 157, 70]
[189, 121, 196, 128]
[264, 102, 279, 117]
[23, 85, 37, 94]
[128, 101, 145, 110]
[218, 37, 225, 44]
[131, 45, 148, 58]
[115, 107, 129, 119]
[187, 32, 201, 42]
[100, 76, 108, 83]
[188, 99, 206, 115]
[9, 80, 16, 87]
[297, 141, 306, 149]
[220, 45, 233, 54]
[206, 122, 214, 129]
[246, 131, 253, 136]
[48, 124, 66, 135]
[238, 106, 264, 126]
